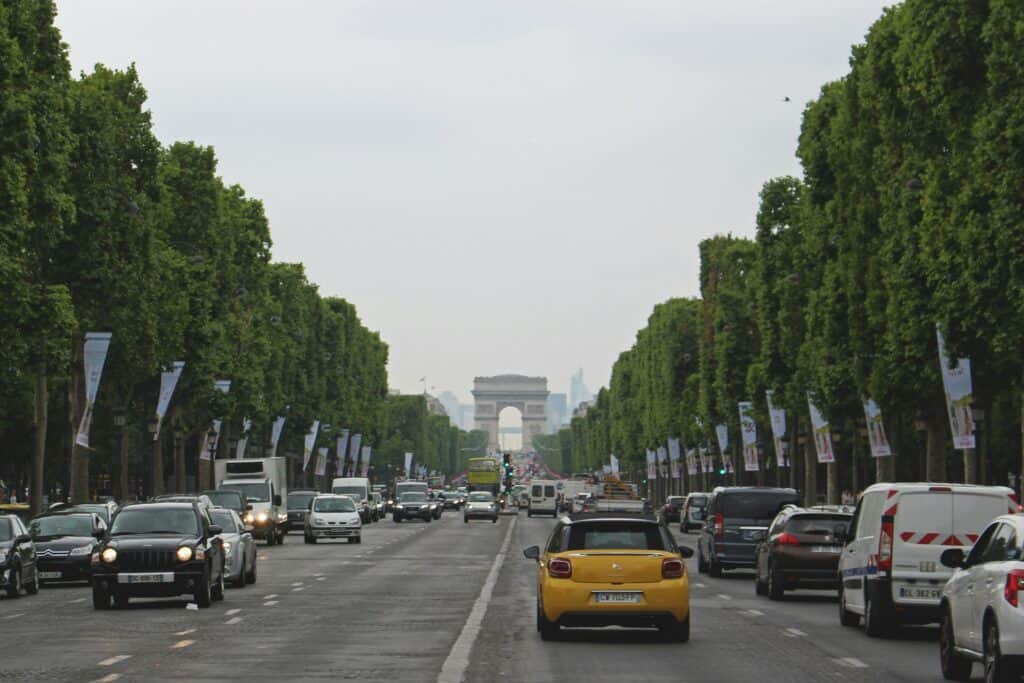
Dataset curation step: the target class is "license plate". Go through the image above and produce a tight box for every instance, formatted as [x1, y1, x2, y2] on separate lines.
[811, 546, 840, 553]
[118, 572, 174, 584]
[39, 571, 62, 579]
[898, 586, 942, 600]
[594, 592, 642, 604]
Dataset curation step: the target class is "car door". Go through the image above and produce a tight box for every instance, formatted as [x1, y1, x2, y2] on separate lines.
[973, 522, 1015, 651]
[953, 523, 999, 651]
[13, 517, 34, 582]
[841, 491, 883, 614]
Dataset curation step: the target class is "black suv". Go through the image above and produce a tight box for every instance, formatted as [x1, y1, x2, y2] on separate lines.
[697, 487, 800, 577]
[90, 502, 226, 609]
[0, 514, 39, 598]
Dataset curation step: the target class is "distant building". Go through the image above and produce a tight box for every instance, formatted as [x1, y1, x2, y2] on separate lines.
[424, 394, 448, 417]
[569, 369, 593, 414]
[573, 399, 595, 419]
[547, 393, 568, 432]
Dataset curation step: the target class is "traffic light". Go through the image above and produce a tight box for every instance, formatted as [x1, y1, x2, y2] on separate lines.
[718, 467, 726, 475]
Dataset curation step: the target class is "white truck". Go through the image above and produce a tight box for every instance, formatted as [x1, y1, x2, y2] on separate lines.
[216, 457, 288, 546]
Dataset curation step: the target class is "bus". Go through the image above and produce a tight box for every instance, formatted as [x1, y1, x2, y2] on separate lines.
[466, 457, 500, 496]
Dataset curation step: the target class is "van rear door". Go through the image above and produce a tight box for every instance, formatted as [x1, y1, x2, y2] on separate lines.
[892, 490, 954, 606]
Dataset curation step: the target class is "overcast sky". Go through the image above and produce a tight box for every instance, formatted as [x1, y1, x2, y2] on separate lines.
[55, 0, 889, 404]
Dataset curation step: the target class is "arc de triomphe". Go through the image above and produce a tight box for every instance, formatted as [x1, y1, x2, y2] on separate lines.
[472, 375, 549, 452]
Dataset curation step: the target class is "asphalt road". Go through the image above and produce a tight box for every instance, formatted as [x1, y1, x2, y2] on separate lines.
[0, 511, 977, 682]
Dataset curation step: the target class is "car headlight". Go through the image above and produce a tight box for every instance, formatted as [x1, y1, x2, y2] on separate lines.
[349, 519, 360, 526]
[387, 499, 394, 505]
[313, 517, 326, 525]
[222, 541, 232, 554]
[256, 512, 269, 523]
[0, 549, 8, 563]
[396, 505, 404, 509]
[176, 546, 194, 562]
[243, 513, 254, 524]
[101, 547, 118, 564]
[69, 544, 93, 557]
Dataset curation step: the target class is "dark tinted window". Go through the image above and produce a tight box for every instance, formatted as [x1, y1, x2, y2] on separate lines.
[544, 486, 555, 497]
[288, 493, 316, 510]
[566, 522, 667, 551]
[688, 495, 708, 508]
[720, 491, 799, 518]
[400, 493, 426, 503]
[784, 514, 850, 535]
[314, 497, 356, 513]
[110, 508, 199, 536]
[206, 491, 244, 510]
[667, 497, 686, 505]
[210, 509, 238, 532]
[0, 519, 11, 541]
[532, 485, 542, 497]
[30, 514, 93, 538]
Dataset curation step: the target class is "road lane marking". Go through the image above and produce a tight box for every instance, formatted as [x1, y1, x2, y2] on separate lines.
[784, 628, 807, 637]
[226, 608, 242, 615]
[173, 629, 196, 636]
[92, 674, 121, 683]
[437, 516, 517, 683]
[694, 582, 706, 588]
[263, 594, 278, 599]
[834, 657, 868, 669]
[3, 612, 26, 619]
[316, 577, 326, 581]
[170, 640, 194, 649]
[225, 617, 243, 625]
[716, 594, 732, 601]
[290, 582, 303, 586]
[745, 609, 764, 616]
[97, 655, 132, 666]
[263, 600, 279, 606]
[71, 597, 86, 603]
[292, 587, 305, 592]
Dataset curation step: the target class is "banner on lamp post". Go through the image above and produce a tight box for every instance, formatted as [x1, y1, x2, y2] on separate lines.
[75, 332, 113, 448]
[657, 446, 668, 479]
[335, 429, 351, 476]
[347, 433, 362, 476]
[199, 419, 222, 461]
[315, 447, 328, 476]
[235, 417, 252, 459]
[270, 416, 286, 457]
[360, 446, 372, 477]
[404, 452, 414, 476]
[766, 390, 788, 468]
[807, 396, 835, 463]
[738, 402, 759, 472]
[153, 361, 185, 441]
[610, 454, 619, 476]
[302, 420, 320, 472]
[685, 448, 698, 476]
[936, 326, 976, 450]
[863, 399, 892, 457]
[646, 449, 656, 480]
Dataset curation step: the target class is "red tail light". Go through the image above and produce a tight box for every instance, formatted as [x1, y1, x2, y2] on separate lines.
[776, 533, 800, 546]
[878, 515, 894, 572]
[1005, 570, 1024, 607]
[662, 558, 685, 579]
[548, 557, 572, 579]
[714, 512, 724, 540]
[1011, 493, 1023, 513]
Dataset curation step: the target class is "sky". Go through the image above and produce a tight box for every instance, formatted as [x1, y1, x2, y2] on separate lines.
[55, 0, 891, 404]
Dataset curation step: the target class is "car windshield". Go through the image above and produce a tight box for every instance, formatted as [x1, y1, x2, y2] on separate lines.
[396, 484, 426, 496]
[314, 498, 356, 513]
[469, 493, 493, 502]
[210, 510, 238, 532]
[720, 492, 798, 518]
[786, 514, 850, 535]
[400, 493, 426, 503]
[220, 483, 270, 503]
[109, 508, 199, 536]
[74, 505, 111, 522]
[205, 491, 244, 510]
[332, 486, 365, 498]
[688, 496, 708, 508]
[288, 493, 316, 510]
[0, 519, 13, 541]
[566, 522, 667, 551]
[30, 515, 93, 538]
[667, 497, 685, 505]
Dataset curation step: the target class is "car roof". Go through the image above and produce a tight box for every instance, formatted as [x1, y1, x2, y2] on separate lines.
[712, 486, 798, 494]
[122, 502, 198, 510]
[861, 482, 1013, 495]
[32, 510, 96, 519]
[564, 513, 658, 524]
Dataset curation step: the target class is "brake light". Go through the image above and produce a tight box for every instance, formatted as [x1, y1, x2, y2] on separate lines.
[878, 515, 894, 572]
[548, 557, 572, 579]
[1011, 493, 1023, 513]
[714, 512, 724, 540]
[776, 533, 800, 546]
[1005, 570, 1024, 607]
[662, 558, 685, 579]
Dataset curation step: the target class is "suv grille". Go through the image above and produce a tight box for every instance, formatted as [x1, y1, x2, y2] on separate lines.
[119, 549, 176, 571]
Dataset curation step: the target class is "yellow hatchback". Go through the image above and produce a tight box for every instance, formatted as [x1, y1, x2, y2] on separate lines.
[523, 515, 693, 641]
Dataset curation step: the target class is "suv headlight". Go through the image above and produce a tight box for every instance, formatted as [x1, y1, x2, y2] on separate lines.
[256, 512, 269, 523]
[69, 544, 93, 557]
[221, 541, 232, 554]
[176, 546, 194, 562]
[101, 547, 117, 563]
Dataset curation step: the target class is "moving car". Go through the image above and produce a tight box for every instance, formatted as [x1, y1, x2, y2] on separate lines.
[698, 487, 800, 577]
[393, 492, 432, 523]
[429, 494, 444, 520]
[528, 480, 559, 518]
[90, 502, 227, 609]
[210, 507, 257, 586]
[680, 493, 709, 533]
[28, 511, 106, 584]
[286, 490, 318, 533]
[660, 496, 686, 524]
[938, 513, 1024, 682]
[754, 505, 851, 599]
[464, 491, 499, 523]
[0, 514, 39, 598]
[152, 494, 215, 514]
[838, 482, 1016, 637]
[202, 489, 248, 517]
[523, 513, 693, 641]
[331, 477, 374, 523]
[304, 494, 362, 543]
[370, 492, 386, 520]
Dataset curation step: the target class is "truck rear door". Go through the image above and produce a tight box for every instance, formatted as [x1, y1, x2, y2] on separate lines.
[892, 489, 954, 606]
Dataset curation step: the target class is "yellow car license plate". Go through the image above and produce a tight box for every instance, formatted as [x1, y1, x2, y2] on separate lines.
[594, 592, 641, 604]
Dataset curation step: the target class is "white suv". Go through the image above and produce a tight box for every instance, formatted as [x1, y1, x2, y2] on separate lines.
[939, 513, 1024, 682]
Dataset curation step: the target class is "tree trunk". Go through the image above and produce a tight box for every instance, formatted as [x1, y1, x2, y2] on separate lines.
[803, 431, 816, 507]
[963, 447, 978, 485]
[68, 340, 90, 503]
[827, 462, 837, 505]
[174, 423, 186, 494]
[926, 417, 945, 482]
[152, 428, 165, 496]
[789, 414, 799, 490]
[31, 360, 48, 516]
[116, 424, 129, 502]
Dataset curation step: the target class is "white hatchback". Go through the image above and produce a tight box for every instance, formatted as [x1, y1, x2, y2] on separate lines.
[939, 513, 1024, 682]
[304, 494, 362, 544]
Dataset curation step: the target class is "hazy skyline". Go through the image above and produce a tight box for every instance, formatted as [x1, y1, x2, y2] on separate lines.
[55, 1, 890, 402]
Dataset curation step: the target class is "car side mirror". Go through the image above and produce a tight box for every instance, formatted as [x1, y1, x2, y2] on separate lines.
[523, 545, 540, 560]
[15, 534, 31, 545]
[940, 547, 966, 569]
[208, 525, 223, 536]
[273, 495, 282, 507]
[678, 546, 695, 559]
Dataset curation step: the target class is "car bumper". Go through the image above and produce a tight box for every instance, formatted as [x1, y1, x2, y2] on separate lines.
[464, 511, 498, 520]
[711, 543, 757, 567]
[308, 526, 361, 538]
[91, 569, 206, 597]
[286, 513, 307, 530]
[37, 557, 92, 582]
[542, 578, 690, 624]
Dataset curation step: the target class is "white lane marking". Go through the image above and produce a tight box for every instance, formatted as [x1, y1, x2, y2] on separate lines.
[97, 655, 132, 666]
[225, 608, 242, 616]
[316, 577, 326, 581]
[716, 594, 732, 601]
[263, 594, 278, 599]
[173, 629, 196, 636]
[745, 609, 764, 616]
[263, 600, 279, 606]
[71, 597, 86, 604]
[170, 640, 195, 649]
[784, 628, 807, 637]
[834, 657, 869, 669]
[92, 674, 121, 683]
[437, 516, 517, 683]
[225, 617, 243, 625]
[290, 582, 303, 586]
[694, 582, 706, 588]
[292, 587, 305, 592]
[3, 612, 26, 619]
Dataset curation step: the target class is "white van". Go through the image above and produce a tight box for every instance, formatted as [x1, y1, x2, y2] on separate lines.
[838, 482, 1017, 637]
[527, 480, 559, 517]
[331, 477, 373, 523]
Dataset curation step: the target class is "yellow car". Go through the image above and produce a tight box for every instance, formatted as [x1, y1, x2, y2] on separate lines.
[523, 515, 693, 641]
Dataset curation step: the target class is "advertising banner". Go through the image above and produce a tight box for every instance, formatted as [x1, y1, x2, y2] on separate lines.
[715, 423, 729, 453]
[302, 420, 320, 472]
[335, 429, 351, 476]
[863, 399, 892, 457]
[75, 332, 113, 448]
[270, 416, 286, 457]
[360, 445, 372, 477]
[199, 419, 222, 461]
[404, 451, 414, 476]
[348, 433, 362, 476]
[610, 454, 619, 475]
[936, 326, 976, 450]
[685, 448, 698, 476]
[807, 397, 835, 463]
[766, 390, 788, 467]
[315, 447, 328, 476]
[700, 447, 713, 473]
[154, 361, 185, 441]
[235, 417, 251, 459]
[646, 449, 657, 480]
[738, 402, 758, 472]
[657, 446, 668, 478]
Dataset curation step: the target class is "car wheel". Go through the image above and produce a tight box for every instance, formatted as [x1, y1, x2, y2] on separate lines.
[4, 565, 21, 598]
[464, 517, 469, 524]
[527, 510, 533, 518]
[697, 549, 708, 574]
[864, 584, 889, 638]
[24, 568, 39, 595]
[347, 537, 356, 544]
[709, 555, 722, 578]
[246, 557, 257, 585]
[537, 601, 559, 641]
[984, 618, 1016, 683]
[355, 536, 361, 544]
[393, 516, 401, 523]
[492, 517, 498, 524]
[939, 607, 971, 681]
[114, 592, 130, 609]
[235, 558, 247, 588]
[768, 563, 785, 601]
[277, 529, 285, 545]
[194, 570, 212, 608]
[266, 528, 276, 546]
[212, 565, 226, 602]
[663, 614, 690, 643]
[92, 587, 110, 610]
[838, 585, 859, 627]
[755, 570, 768, 596]
[308, 536, 317, 544]
[426, 516, 433, 523]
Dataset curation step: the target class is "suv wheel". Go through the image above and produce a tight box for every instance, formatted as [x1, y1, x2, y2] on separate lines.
[114, 593, 130, 609]
[984, 618, 1016, 683]
[755, 570, 768, 596]
[211, 567, 225, 602]
[939, 607, 971, 681]
[24, 567, 39, 595]
[4, 565, 21, 598]
[709, 555, 722, 578]
[768, 563, 785, 601]
[194, 569, 212, 608]
[246, 557, 257, 585]
[92, 587, 110, 610]
[864, 585, 890, 638]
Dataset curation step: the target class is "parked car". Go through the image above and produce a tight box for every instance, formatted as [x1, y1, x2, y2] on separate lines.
[90, 501, 226, 609]
[210, 507, 257, 587]
[304, 494, 362, 543]
[393, 492, 432, 523]
[660, 496, 686, 525]
[697, 487, 801, 577]
[754, 506, 852, 600]
[202, 489, 249, 517]
[28, 511, 106, 584]
[838, 482, 1016, 638]
[286, 490, 318, 533]
[680, 493, 709, 533]
[464, 491, 499, 523]
[0, 514, 39, 598]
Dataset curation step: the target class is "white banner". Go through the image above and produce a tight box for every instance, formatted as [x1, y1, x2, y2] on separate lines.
[335, 429, 351, 476]
[715, 423, 729, 453]
[667, 438, 681, 465]
[235, 417, 252, 459]
[153, 361, 185, 441]
[75, 332, 113, 448]
[646, 449, 657, 480]
[199, 419, 222, 461]
[807, 396, 835, 463]
[610, 454, 619, 476]
[360, 445, 372, 477]
[270, 416, 286, 457]
[657, 446, 668, 479]
[685, 448, 698, 476]
[348, 433, 363, 476]
[302, 420, 320, 472]
[738, 402, 758, 471]
[766, 390, 788, 467]
[404, 451, 414, 476]
[936, 326, 976, 450]
[863, 399, 892, 458]
[699, 447, 712, 474]
[214, 379, 231, 394]
[315, 447, 328, 476]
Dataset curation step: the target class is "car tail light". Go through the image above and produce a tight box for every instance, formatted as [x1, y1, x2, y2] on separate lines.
[714, 512, 724, 540]
[878, 515, 894, 572]
[1011, 493, 1023, 513]
[548, 557, 572, 579]
[776, 532, 800, 546]
[1005, 570, 1024, 607]
[662, 558, 685, 579]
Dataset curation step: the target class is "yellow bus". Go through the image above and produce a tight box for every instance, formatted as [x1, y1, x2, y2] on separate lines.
[467, 457, 500, 495]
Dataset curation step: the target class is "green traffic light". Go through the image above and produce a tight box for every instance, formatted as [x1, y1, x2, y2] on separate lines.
[718, 468, 726, 475]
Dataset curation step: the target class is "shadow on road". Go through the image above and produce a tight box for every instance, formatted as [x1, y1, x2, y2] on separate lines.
[550, 628, 685, 645]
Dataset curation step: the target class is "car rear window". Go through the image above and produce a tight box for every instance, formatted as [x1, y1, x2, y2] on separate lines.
[720, 491, 799, 518]
[532, 485, 541, 497]
[566, 522, 667, 551]
[544, 486, 555, 497]
[785, 514, 850, 535]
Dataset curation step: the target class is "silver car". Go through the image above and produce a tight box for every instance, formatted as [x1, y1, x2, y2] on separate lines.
[210, 508, 257, 587]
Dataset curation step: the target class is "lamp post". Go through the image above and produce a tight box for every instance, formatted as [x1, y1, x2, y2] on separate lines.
[113, 406, 128, 501]
[148, 417, 162, 498]
[173, 423, 186, 494]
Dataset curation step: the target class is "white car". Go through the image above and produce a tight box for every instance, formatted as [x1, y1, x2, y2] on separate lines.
[463, 492, 498, 523]
[304, 494, 362, 544]
[939, 513, 1024, 682]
